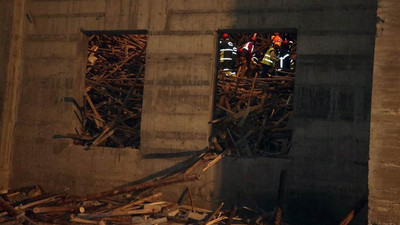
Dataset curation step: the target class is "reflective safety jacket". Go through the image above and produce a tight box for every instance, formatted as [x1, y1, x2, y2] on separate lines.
[219, 39, 237, 62]
[252, 53, 259, 64]
[290, 58, 295, 71]
[242, 41, 254, 58]
[277, 48, 291, 70]
[261, 47, 277, 67]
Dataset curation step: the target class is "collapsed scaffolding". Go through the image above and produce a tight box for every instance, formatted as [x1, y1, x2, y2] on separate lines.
[211, 75, 294, 157]
[0, 148, 366, 225]
[0, 150, 292, 225]
[64, 34, 146, 148]
[211, 33, 296, 157]
[60, 32, 296, 157]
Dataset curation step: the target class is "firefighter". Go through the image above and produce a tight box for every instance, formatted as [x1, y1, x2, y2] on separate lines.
[219, 33, 237, 76]
[260, 42, 281, 78]
[271, 32, 283, 44]
[237, 36, 257, 77]
[290, 52, 296, 71]
[249, 50, 263, 77]
[277, 40, 291, 73]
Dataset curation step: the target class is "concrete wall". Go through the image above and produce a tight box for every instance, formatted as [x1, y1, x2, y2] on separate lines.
[0, 0, 14, 184]
[0, 0, 24, 186]
[0, 0, 13, 122]
[369, 0, 400, 224]
[1, 0, 378, 224]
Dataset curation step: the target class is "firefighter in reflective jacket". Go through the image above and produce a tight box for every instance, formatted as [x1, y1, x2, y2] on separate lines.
[219, 33, 237, 76]
[260, 42, 281, 77]
[237, 36, 256, 77]
[277, 40, 291, 73]
[249, 50, 263, 77]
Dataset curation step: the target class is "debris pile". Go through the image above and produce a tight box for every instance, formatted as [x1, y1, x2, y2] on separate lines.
[67, 34, 147, 148]
[212, 33, 296, 157]
[211, 74, 294, 157]
[0, 148, 365, 225]
[0, 151, 288, 225]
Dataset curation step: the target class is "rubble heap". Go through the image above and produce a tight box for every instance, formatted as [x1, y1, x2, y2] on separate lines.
[211, 74, 294, 157]
[72, 34, 146, 148]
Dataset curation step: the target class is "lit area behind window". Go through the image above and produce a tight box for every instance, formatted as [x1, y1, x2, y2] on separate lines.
[211, 32, 296, 157]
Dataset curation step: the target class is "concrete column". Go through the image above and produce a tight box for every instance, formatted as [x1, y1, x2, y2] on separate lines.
[0, 0, 25, 187]
[369, 0, 400, 224]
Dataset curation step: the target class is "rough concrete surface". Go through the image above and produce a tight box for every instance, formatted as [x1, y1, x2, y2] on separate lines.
[369, 0, 400, 224]
[0, 0, 22, 187]
[0, 0, 381, 224]
[0, 0, 13, 121]
[0, 0, 14, 185]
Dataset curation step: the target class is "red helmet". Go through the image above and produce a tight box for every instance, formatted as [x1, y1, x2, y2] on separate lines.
[283, 40, 289, 46]
[251, 37, 257, 42]
[222, 33, 229, 39]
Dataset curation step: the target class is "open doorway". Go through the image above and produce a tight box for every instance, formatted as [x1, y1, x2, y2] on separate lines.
[211, 31, 297, 157]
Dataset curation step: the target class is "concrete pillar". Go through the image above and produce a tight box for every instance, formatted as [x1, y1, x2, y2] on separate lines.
[0, 0, 25, 187]
[369, 0, 400, 224]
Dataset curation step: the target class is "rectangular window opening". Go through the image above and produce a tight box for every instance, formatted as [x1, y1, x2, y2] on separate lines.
[74, 31, 147, 149]
[211, 31, 297, 157]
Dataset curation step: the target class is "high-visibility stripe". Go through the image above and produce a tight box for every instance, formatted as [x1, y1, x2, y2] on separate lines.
[242, 42, 254, 53]
[220, 57, 233, 61]
[243, 42, 249, 50]
[261, 47, 276, 66]
[220, 49, 234, 51]
[261, 56, 274, 65]
[279, 54, 290, 68]
[281, 54, 290, 59]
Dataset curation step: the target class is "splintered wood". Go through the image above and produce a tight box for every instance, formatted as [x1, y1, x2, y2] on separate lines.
[0, 151, 289, 225]
[74, 34, 147, 148]
[212, 75, 294, 157]
[212, 33, 296, 157]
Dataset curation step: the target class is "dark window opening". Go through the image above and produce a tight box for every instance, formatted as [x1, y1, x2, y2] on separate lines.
[211, 31, 296, 157]
[73, 32, 147, 149]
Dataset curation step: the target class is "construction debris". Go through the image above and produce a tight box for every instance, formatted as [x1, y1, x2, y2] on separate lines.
[64, 34, 147, 148]
[56, 32, 295, 155]
[211, 74, 294, 157]
[338, 193, 368, 225]
[0, 150, 291, 225]
[212, 33, 296, 157]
